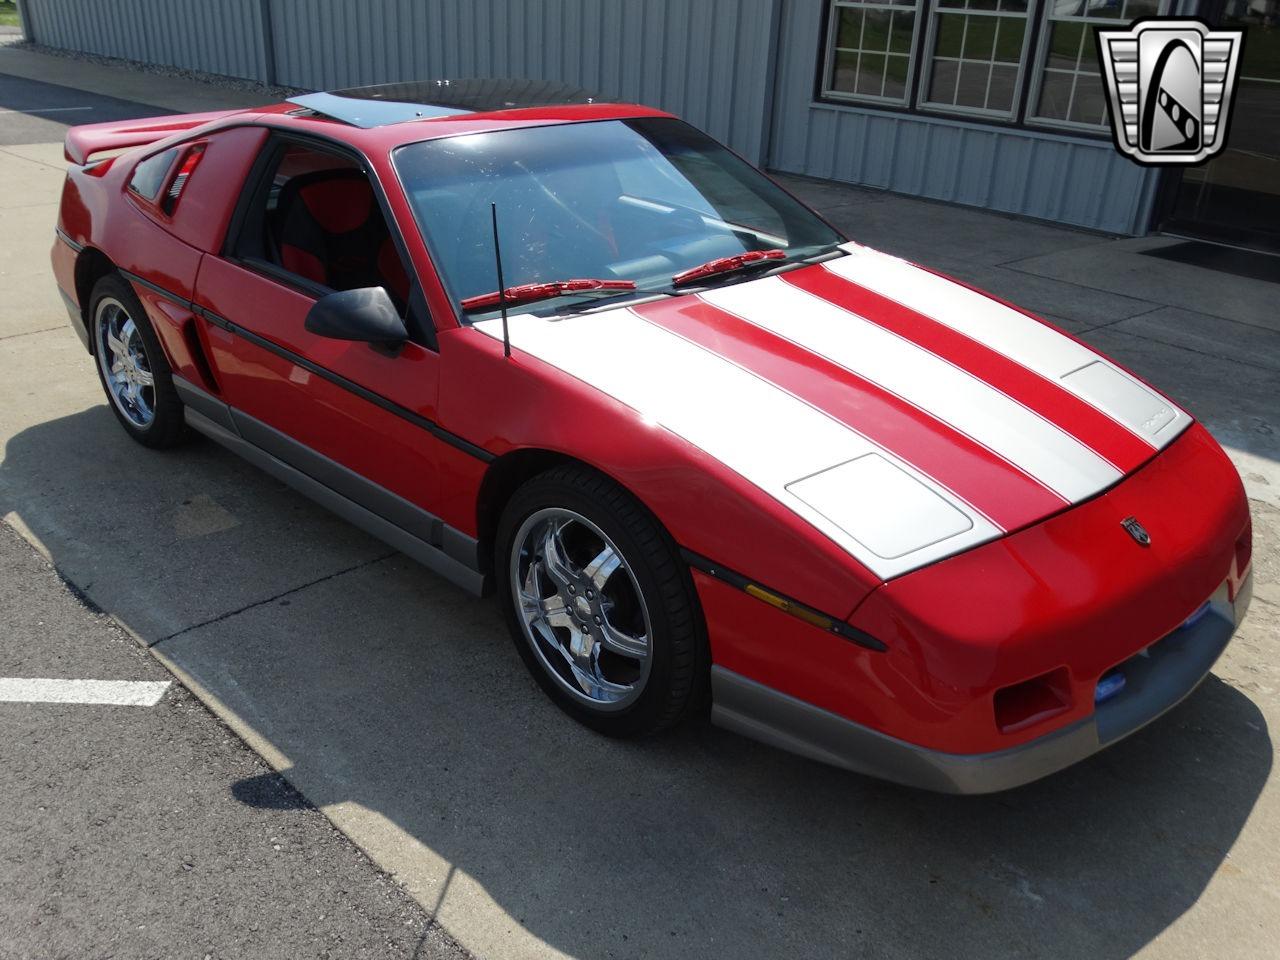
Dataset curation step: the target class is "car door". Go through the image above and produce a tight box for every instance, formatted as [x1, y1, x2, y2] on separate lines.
[190, 134, 480, 581]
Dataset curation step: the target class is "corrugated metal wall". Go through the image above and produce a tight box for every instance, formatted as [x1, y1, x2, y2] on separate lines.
[20, 0, 1163, 233]
[275, 0, 781, 162]
[20, 0, 780, 163]
[768, 0, 1161, 235]
[21, 0, 271, 83]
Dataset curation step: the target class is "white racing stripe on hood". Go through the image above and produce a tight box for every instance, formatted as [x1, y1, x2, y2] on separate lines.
[700, 276, 1121, 503]
[474, 310, 1000, 580]
[826, 246, 1192, 447]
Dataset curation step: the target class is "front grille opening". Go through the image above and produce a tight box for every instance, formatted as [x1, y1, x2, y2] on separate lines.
[994, 667, 1072, 735]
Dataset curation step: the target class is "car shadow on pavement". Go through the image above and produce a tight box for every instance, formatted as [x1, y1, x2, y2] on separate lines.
[2, 406, 1273, 960]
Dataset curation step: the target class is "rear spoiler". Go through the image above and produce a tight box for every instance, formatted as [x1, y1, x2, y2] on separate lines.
[63, 110, 244, 165]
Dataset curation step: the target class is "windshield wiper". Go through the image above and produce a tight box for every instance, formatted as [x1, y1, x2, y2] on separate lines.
[460, 278, 636, 312]
[671, 249, 787, 287]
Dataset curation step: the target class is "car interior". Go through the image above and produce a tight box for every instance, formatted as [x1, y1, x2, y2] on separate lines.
[389, 117, 836, 315]
[236, 143, 411, 310]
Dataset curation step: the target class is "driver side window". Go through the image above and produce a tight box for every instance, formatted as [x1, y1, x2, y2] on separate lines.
[233, 141, 411, 312]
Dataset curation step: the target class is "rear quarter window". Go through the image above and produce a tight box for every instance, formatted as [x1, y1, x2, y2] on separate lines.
[128, 147, 178, 202]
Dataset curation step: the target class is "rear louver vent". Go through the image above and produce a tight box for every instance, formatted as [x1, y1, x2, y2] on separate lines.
[162, 143, 206, 215]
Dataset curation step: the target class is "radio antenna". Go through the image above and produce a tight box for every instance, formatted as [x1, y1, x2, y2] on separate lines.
[490, 202, 511, 358]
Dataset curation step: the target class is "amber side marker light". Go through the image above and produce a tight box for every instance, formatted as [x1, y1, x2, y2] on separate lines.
[1231, 522, 1253, 601]
[745, 583, 835, 630]
[678, 548, 888, 651]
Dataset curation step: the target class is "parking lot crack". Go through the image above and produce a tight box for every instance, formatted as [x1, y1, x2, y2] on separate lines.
[1093, 327, 1280, 374]
[1073, 304, 1166, 334]
[1001, 262, 1280, 333]
[0, 325, 63, 342]
[148, 551, 397, 647]
[0, 144, 73, 171]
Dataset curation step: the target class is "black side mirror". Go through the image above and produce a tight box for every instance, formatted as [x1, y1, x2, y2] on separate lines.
[304, 287, 407, 344]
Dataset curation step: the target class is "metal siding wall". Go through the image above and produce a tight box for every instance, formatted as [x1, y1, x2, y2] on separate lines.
[263, 0, 777, 160]
[770, 0, 1161, 235]
[20, 0, 269, 82]
[20, 0, 779, 161]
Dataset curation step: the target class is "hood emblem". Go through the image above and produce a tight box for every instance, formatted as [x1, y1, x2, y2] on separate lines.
[1122, 516, 1151, 547]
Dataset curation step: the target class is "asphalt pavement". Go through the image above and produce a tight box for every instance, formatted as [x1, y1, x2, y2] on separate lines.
[0, 523, 470, 960]
[0, 71, 169, 145]
[1, 47, 1278, 960]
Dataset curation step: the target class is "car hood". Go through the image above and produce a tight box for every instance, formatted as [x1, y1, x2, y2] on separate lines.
[474, 243, 1191, 580]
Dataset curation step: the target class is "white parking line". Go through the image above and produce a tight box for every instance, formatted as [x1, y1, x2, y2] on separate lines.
[0, 107, 93, 115]
[0, 678, 171, 706]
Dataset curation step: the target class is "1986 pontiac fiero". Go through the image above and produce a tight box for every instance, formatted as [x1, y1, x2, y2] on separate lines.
[51, 80, 1252, 792]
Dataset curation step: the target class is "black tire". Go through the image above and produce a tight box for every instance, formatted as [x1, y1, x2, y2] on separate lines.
[495, 464, 707, 737]
[88, 273, 187, 448]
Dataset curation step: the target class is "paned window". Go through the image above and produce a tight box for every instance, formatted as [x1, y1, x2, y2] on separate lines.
[823, 0, 925, 105]
[920, 0, 1032, 118]
[1029, 0, 1171, 129]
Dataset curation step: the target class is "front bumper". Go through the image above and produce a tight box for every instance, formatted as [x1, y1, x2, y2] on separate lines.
[711, 572, 1251, 794]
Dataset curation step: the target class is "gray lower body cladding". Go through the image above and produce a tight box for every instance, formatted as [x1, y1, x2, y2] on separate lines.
[174, 376, 486, 597]
[711, 574, 1250, 794]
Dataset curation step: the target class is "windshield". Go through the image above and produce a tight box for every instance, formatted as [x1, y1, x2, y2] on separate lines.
[393, 117, 844, 318]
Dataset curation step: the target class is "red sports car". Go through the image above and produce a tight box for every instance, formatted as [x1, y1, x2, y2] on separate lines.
[51, 80, 1252, 792]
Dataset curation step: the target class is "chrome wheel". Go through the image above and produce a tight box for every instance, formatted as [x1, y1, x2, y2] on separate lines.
[95, 297, 155, 428]
[510, 507, 652, 711]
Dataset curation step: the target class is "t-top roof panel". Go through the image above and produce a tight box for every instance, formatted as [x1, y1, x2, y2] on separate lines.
[287, 79, 604, 128]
